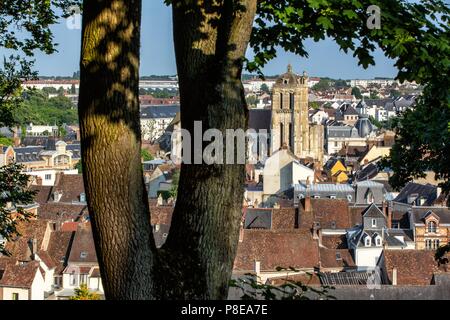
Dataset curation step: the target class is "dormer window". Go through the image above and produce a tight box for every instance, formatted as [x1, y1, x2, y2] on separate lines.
[365, 237, 371, 247]
[427, 221, 437, 233]
[375, 237, 382, 246]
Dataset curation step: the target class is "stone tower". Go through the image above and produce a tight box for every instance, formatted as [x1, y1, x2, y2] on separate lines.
[270, 65, 324, 163]
[271, 64, 309, 156]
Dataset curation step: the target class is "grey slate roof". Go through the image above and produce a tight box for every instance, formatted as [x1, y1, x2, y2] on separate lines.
[66, 144, 81, 159]
[355, 180, 386, 205]
[361, 203, 385, 218]
[394, 182, 437, 206]
[14, 146, 45, 162]
[248, 109, 272, 132]
[319, 271, 373, 286]
[140, 105, 179, 119]
[411, 207, 450, 225]
[244, 209, 272, 229]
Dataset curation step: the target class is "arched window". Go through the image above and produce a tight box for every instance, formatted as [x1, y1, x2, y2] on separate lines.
[427, 221, 437, 233]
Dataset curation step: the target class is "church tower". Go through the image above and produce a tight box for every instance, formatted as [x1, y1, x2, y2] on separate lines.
[271, 64, 310, 158]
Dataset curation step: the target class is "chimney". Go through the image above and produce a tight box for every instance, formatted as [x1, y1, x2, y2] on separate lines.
[317, 228, 323, 247]
[437, 187, 442, 200]
[304, 194, 311, 212]
[254, 260, 261, 283]
[392, 268, 397, 285]
[239, 218, 244, 243]
[386, 202, 392, 229]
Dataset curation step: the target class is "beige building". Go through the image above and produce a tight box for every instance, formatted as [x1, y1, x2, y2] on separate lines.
[270, 65, 324, 164]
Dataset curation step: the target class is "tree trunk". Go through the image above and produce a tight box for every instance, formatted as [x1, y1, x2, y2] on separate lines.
[155, 0, 257, 299]
[78, 0, 257, 300]
[78, 0, 156, 299]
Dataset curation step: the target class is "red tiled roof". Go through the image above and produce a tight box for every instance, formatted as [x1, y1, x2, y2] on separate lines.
[150, 205, 174, 225]
[383, 250, 441, 285]
[234, 230, 319, 272]
[272, 208, 297, 230]
[319, 248, 355, 269]
[300, 199, 351, 230]
[4, 220, 50, 261]
[321, 234, 348, 249]
[30, 185, 52, 204]
[68, 223, 97, 264]
[36, 250, 57, 269]
[267, 272, 322, 286]
[0, 261, 40, 288]
[47, 231, 73, 274]
[38, 203, 87, 221]
[53, 174, 85, 203]
[61, 222, 79, 232]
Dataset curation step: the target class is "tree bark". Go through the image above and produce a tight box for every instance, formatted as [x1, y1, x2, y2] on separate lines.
[155, 0, 257, 299]
[78, 0, 156, 299]
[78, 0, 257, 300]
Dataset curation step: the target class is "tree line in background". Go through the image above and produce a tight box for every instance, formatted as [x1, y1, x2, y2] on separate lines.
[13, 90, 78, 126]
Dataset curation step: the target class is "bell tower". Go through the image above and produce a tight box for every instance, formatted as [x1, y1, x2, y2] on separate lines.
[271, 64, 309, 158]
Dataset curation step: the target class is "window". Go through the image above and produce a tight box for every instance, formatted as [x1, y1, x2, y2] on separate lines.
[280, 123, 284, 146]
[288, 123, 293, 149]
[331, 221, 336, 229]
[280, 93, 283, 109]
[433, 239, 440, 249]
[70, 272, 77, 286]
[80, 274, 88, 285]
[289, 93, 294, 109]
[80, 251, 88, 259]
[376, 237, 381, 246]
[392, 222, 400, 229]
[45, 174, 51, 180]
[427, 221, 437, 233]
[371, 219, 377, 228]
[336, 252, 342, 260]
[12, 293, 19, 300]
[425, 239, 432, 250]
[365, 237, 371, 247]
[329, 195, 336, 199]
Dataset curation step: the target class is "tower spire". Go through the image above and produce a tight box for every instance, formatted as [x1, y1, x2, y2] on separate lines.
[287, 63, 293, 73]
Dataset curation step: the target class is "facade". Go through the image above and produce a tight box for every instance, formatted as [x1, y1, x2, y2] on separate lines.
[14, 141, 79, 171]
[410, 207, 450, 250]
[59, 223, 103, 299]
[262, 148, 314, 203]
[140, 105, 179, 142]
[270, 65, 324, 163]
[347, 204, 412, 269]
[0, 261, 45, 300]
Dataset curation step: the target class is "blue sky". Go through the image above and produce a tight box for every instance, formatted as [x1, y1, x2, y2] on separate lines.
[13, 1, 398, 79]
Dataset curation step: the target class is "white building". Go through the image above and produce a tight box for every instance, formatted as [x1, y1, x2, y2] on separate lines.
[140, 105, 179, 142]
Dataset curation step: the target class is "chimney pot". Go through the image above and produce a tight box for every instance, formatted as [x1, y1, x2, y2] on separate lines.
[392, 267, 397, 285]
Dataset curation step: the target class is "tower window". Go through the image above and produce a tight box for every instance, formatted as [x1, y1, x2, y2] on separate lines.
[280, 123, 284, 147]
[289, 123, 293, 150]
